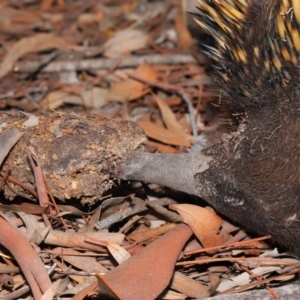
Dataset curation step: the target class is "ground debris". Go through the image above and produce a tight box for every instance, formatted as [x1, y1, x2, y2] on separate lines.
[0, 112, 146, 203]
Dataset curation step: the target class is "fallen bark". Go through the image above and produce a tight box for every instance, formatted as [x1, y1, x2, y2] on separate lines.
[0, 214, 51, 300]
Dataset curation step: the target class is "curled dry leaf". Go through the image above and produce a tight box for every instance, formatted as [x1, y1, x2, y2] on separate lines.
[51, 248, 108, 273]
[40, 87, 109, 110]
[146, 140, 178, 153]
[169, 204, 224, 248]
[0, 8, 48, 34]
[0, 33, 71, 79]
[103, 29, 149, 58]
[0, 215, 51, 299]
[153, 93, 186, 133]
[107, 242, 131, 265]
[137, 120, 192, 147]
[109, 64, 160, 101]
[153, 93, 192, 147]
[127, 223, 177, 243]
[174, 6, 194, 50]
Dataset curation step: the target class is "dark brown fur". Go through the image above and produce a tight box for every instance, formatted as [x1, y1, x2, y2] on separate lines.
[197, 105, 300, 247]
[196, 0, 300, 248]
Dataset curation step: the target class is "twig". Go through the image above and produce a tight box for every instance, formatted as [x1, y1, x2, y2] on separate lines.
[177, 257, 297, 266]
[15, 54, 197, 73]
[178, 89, 198, 138]
[184, 235, 271, 256]
[95, 197, 176, 229]
[27, 146, 52, 228]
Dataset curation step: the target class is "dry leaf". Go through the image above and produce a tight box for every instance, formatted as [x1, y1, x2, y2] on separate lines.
[174, 6, 193, 49]
[209, 272, 221, 294]
[153, 93, 191, 146]
[146, 140, 179, 153]
[0, 8, 43, 32]
[127, 223, 176, 243]
[77, 12, 103, 25]
[104, 29, 149, 58]
[107, 242, 131, 265]
[137, 120, 191, 147]
[169, 204, 224, 248]
[97, 224, 193, 300]
[41, 279, 61, 300]
[0, 33, 71, 79]
[153, 93, 185, 132]
[40, 90, 69, 110]
[109, 64, 159, 101]
[51, 248, 108, 273]
[40, 87, 109, 110]
[216, 272, 251, 292]
[170, 271, 211, 298]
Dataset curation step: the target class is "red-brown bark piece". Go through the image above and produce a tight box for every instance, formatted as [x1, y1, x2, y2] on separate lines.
[97, 224, 193, 300]
[0, 214, 51, 300]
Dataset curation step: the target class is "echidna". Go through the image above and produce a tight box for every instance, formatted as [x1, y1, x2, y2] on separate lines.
[120, 0, 300, 250]
[193, 0, 300, 248]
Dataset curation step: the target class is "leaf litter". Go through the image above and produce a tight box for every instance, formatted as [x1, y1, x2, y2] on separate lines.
[0, 0, 299, 299]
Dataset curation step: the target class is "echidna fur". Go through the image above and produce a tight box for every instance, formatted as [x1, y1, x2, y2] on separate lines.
[195, 0, 300, 113]
[189, 1, 300, 249]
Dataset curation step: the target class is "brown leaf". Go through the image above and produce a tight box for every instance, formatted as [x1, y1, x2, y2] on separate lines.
[71, 281, 99, 300]
[153, 93, 183, 132]
[0, 215, 51, 299]
[137, 120, 191, 147]
[209, 271, 221, 294]
[40, 87, 109, 110]
[153, 93, 191, 146]
[103, 29, 149, 58]
[51, 248, 108, 273]
[41, 279, 61, 300]
[107, 242, 131, 265]
[169, 204, 224, 248]
[146, 140, 179, 153]
[0, 33, 71, 79]
[97, 224, 193, 300]
[170, 271, 211, 298]
[109, 64, 159, 101]
[174, 6, 194, 49]
[127, 223, 177, 243]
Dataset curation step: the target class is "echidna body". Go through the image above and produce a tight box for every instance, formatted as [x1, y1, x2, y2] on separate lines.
[196, 0, 300, 112]
[193, 0, 300, 248]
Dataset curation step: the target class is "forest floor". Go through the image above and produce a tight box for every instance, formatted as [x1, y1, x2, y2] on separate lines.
[0, 0, 299, 299]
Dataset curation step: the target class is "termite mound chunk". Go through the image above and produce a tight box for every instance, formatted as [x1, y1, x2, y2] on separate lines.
[1, 113, 146, 204]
